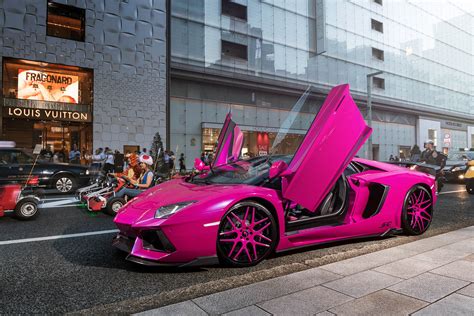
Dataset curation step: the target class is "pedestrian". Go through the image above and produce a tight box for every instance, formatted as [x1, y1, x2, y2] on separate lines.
[410, 144, 421, 162]
[179, 153, 186, 173]
[91, 148, 104, 172]
[389, 154, 395, 161]
[169, 151, 175, 171]
[114, 150, 124, 173]
[103, 149, 115, 173]
[142, 148, 147, 155]
[69, 144, 81, 164]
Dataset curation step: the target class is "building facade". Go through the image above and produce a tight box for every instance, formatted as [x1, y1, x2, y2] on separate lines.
[0, 0, 167, 157]
[170, 0, 473, 167]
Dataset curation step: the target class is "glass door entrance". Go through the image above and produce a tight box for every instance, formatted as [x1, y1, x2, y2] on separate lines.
[33, 121, 92, 163]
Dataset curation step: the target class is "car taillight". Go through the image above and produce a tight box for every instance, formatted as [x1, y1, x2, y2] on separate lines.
[27, 176, 39, 186]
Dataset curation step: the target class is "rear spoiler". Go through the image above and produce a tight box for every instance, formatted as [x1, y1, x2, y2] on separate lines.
[385, 161, 440, 177]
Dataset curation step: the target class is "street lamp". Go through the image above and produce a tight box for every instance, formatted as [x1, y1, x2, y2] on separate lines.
[366, 71, 383, 160]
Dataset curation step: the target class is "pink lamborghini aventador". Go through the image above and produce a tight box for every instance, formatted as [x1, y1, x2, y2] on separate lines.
[113, 84, 436, 267]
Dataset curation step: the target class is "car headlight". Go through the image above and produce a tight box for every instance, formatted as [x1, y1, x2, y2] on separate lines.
[85, 169, 90, 175]
[154, 201, 196, 219]
[451, 166, 463, 172]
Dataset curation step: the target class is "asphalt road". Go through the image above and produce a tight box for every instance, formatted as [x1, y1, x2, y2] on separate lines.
[0, 184, 472, 314]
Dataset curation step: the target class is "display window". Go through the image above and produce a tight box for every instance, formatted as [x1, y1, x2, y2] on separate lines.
[1, 58, 93, 161]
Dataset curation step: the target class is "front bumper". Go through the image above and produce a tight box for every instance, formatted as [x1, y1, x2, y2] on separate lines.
[112, 233, 218, 267]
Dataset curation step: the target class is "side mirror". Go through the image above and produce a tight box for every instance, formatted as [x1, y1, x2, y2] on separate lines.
[194, 158, 210, 172]
[269, 160, 288, 180]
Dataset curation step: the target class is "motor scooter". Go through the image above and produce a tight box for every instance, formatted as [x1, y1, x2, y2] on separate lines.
[465, 160, 474, 194]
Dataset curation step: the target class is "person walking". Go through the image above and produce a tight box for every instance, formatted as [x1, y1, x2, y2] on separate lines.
[179, 153, 186, 173]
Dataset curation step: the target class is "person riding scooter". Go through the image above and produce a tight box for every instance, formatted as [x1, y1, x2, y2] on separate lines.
[114, 154, 154, 199]
[419, 140, 447, 192]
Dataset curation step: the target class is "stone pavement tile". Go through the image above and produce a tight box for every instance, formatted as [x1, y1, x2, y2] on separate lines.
[431, 260, 474, 282]
[396, 232, 471, 253]
[464, 254, 474, 262]
[457, 284, 474, 298]
[320, 247, 417, 276]
[439, 238, 474, 254]
[411, 247, 470, 265]
[388, 272, 469, 302]
[192, 268, 340, 314]
[323, 270, 402, 298]
[374, 257, 443, 279]
[328, 289, 428, 316]
[412, 293, 474, 316]
[257, 286, 352, 316]
[222, 305, 270, 316]
[315, 312, 335, 316]
[135, 301, 207, 316]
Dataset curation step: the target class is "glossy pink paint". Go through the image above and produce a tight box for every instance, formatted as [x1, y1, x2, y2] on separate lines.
[114, 84, 437, 266]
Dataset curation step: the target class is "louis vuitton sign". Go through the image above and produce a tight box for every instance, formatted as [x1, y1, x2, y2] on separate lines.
[3, 106, 91, 122]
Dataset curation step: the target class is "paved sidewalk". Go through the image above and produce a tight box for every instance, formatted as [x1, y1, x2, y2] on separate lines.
[137, 226, 474, 316]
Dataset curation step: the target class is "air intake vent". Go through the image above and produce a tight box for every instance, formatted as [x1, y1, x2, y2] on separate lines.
[362, 183, 388, 218]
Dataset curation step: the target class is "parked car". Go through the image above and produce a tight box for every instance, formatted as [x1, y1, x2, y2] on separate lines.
[443, 151, 474, 183]
[113, 84, 437, 267]
[0, 145, 91, 194]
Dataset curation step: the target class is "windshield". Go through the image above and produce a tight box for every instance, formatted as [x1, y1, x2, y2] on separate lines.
[190, 155, 292, 185]
[448, 152, 474, 161]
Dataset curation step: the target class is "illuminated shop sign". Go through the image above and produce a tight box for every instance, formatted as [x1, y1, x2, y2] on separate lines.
[17, 69, 79, 104]
[3, 107, 90, 122]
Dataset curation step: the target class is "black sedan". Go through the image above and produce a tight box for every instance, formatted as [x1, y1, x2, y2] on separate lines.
[0, 147, 91, 194]
[443, 151, 474, 183]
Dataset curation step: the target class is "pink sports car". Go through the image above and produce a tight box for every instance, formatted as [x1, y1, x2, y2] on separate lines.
[113, 84, 436, 267]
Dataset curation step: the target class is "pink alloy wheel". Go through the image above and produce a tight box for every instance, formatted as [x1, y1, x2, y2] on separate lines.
[218, 202, 275, 265]
[406, 187, 432, 234]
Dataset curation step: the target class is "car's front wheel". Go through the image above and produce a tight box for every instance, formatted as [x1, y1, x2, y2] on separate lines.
[401, 185, 433, 235]
[54, 175, 76, 194]
[217, 201, 278, 267]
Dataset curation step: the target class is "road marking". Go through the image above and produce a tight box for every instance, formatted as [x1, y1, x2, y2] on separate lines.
[0, 229, 119, 246]
[439, 189, 466, 195]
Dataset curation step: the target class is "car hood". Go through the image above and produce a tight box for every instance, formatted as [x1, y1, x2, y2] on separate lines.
[114, 179, 246, 225]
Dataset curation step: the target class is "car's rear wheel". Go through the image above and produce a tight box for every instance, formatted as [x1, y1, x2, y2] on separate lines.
[217, 201, 277, 267]
[105, 197, 126, 216]
[466, 180, 474, 195]
[401, 185, 433, 235]
[14, 198, 39, 220]
[54, 175, 76, 194]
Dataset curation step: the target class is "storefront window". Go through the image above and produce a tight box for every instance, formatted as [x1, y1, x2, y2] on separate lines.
[1, 58, 93, 160]
[202, 128, 304, 158]
[3, 58, 93, 105]
[47, 1, 85, 42]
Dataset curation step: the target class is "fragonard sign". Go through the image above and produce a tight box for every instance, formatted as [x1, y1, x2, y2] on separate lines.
[17, 69, 79, 104]
[4, 107, 91, 122]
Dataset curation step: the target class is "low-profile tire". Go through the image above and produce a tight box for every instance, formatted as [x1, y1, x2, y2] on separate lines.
[105, 197, 126, 216]
[467, 180, 474, 195]
[53, 175, 76, 194]
[217, 201, 278, 267]
[401, 185, 433, 235]
[14, 198, 39, 221]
